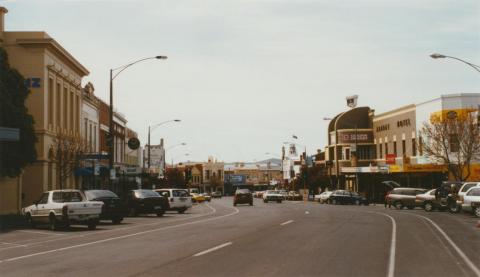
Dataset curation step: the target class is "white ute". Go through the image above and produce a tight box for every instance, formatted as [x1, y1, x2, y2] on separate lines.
[23, 190, 103, 230]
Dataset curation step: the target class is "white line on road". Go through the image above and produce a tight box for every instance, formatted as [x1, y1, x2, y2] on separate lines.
[305, 211, 310, 215]
[0, 204, 218, 252]
[193, 242, 233, 257]
[0, 205, 240, 263]
[280, 220, 294, 226]
[0, 242, 27, 247]
[373, 212, 396, 277]
[409, 213, 480, 276]
[18, 230, 65, 236]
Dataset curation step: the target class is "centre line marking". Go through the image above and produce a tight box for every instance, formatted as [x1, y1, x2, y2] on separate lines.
[18, 230, 65, 236]
[280, 220, 294, 226]
[193, 242, 232, 257]
[372, 212, 396, 277]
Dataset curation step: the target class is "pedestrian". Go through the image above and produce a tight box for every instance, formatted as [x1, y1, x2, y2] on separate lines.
[384, 190, 391, 208]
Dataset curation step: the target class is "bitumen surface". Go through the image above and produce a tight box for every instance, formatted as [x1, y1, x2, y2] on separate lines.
[0, 198, 479, 277]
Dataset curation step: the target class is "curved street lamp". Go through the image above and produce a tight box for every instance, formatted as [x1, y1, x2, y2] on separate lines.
[108, 55, 168, 176]
[430, 53, 480, 73]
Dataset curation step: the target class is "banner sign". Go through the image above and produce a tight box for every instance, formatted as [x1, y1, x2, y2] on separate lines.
[386, 154, 396, 164]
[337, 131, 373, 144]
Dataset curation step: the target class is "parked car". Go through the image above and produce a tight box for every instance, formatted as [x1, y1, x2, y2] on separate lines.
[155, 189, 192, 214]
[201, 193, 212, 202]
[415, 189, 436, 209]
[84, 189, 127, 224]
[263, 190, 283, 203]
[125, 189, 169, 217]
[461, 187, 480, 217]
[212, 191, 222, 198]
[315, 191, 333, 203]
[191, 193, 206, 203]
[386, 187, 427, 209]
[457, 182, 480, 209]
[23, 190, 103, 230]
[287, 191, 303, 201]
[234, 189, 253, 206]
[328, 190, 368, 205]
[427, 181, 463, 213]
[278, 190, 289, 200]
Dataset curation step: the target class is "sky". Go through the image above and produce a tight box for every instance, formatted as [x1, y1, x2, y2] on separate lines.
[2, 0, 480, 163]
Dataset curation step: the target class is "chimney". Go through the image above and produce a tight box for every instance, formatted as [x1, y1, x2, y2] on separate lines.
[0, 7, 7, 33]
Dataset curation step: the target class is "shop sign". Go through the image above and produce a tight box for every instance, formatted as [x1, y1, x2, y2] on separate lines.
[337, 131, 373, 144]
[403, 164, 446, 173]
[389, 165, 403, 173]
[386, 154, 396, 164]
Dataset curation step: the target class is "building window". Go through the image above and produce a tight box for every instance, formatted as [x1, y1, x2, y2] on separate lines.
[63, 87, 68, 129]
[56, 83, 61, 128]
[412, 138, 417, 156]
[70, 90, 74, 130]
[345, 148, 350, 161]
[393, 141, 397, 156]
[385, 142, 389, 155]
[206, 170, 210, 180]
[449, 134, 459, 152]
[93, 125, 97, 152]
[379, 143, 383, 159]
[419, 137, 423, 156]
[48, 78, 54, 125]
[402, 140, 406, 156]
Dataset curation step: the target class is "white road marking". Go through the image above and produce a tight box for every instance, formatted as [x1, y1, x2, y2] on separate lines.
[373, 212, 396, 277]
[0, 204, 218, 251]
[18, 230, 65, 236]
[0, 205, 239, 263]
[0, 242, 27, 247]
[280, 220, 294, 226]
[410, 213, 480, 276]
[305, 211, 310, 215]
[193, 242, 233, 257]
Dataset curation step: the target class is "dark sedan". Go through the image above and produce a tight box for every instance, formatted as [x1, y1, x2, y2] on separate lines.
[126, 189, 169, 217]
[84, 189, 128, 224]
[328, 190, 369, 205]
[234, 189, 253, 206]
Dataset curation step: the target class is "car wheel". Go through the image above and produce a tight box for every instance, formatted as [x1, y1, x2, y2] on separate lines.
[25, 213, 35, 228]
[87, 221, 97, 230]
[448, 203, 460, 213]
[112, 218, 122, 224]
[263, 200, 267, 203]
[234, 203, 237, 206]
[178, 208, 186, 214]
[49, 214, 57, 231]
[474, 207, 480, 218]
[394, 202, 403, 210]
[157, 211, 165, 217]
[424, 202, 433, 212]
[249, 202, 253, 206]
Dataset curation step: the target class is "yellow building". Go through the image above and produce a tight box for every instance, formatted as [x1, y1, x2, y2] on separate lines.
[0, 7, 89, 212]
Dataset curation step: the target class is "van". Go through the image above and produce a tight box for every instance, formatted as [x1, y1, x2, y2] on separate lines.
[155, 189, 192, 214]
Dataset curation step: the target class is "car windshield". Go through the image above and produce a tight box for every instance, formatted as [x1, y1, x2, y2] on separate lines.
[52, 191, 84, 203]
[84, 190, 118, 200]
[461, 183, 478, 192]
[173, 190, 189, 197]
[134, 190, 159, 198]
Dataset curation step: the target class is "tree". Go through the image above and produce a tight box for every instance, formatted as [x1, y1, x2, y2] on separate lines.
[0, 47, 37, 177]
[165, 168, 186, 188]
[209, 175, 223, 191]
[50, 132, 88, 189]
[420, 111, 480, 181]
[297, 164, 329, 193]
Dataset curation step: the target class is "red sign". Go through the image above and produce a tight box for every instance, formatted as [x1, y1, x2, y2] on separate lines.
[386, 154, 396, 164]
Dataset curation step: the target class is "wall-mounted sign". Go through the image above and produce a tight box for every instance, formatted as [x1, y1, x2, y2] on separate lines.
[386, 154, 396, 164]
[337, 131, 373, 144]
[25, 78, 41, 88]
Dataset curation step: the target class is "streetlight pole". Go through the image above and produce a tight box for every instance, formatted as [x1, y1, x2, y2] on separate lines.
[430, 53, 480, 73]
[108, 55, 167, 185]
[147, 119, 181, 170]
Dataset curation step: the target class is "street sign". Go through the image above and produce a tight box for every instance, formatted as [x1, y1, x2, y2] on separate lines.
[128, 137, 140, 150]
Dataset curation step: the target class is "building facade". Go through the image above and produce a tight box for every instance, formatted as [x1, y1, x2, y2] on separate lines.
[0, 7, 89, 209]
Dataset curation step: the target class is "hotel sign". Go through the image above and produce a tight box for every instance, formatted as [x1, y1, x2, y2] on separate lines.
[337, 131, 373, 144]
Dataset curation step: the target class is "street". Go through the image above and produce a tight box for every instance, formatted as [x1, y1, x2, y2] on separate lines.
[1, 198, 479, 277]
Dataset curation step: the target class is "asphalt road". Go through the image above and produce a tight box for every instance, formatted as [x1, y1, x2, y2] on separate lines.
[0, 198, 479, 277]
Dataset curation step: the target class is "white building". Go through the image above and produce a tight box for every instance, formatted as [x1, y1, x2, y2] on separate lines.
[145, 138, 166, 176]
[81, 82, 99, 153]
